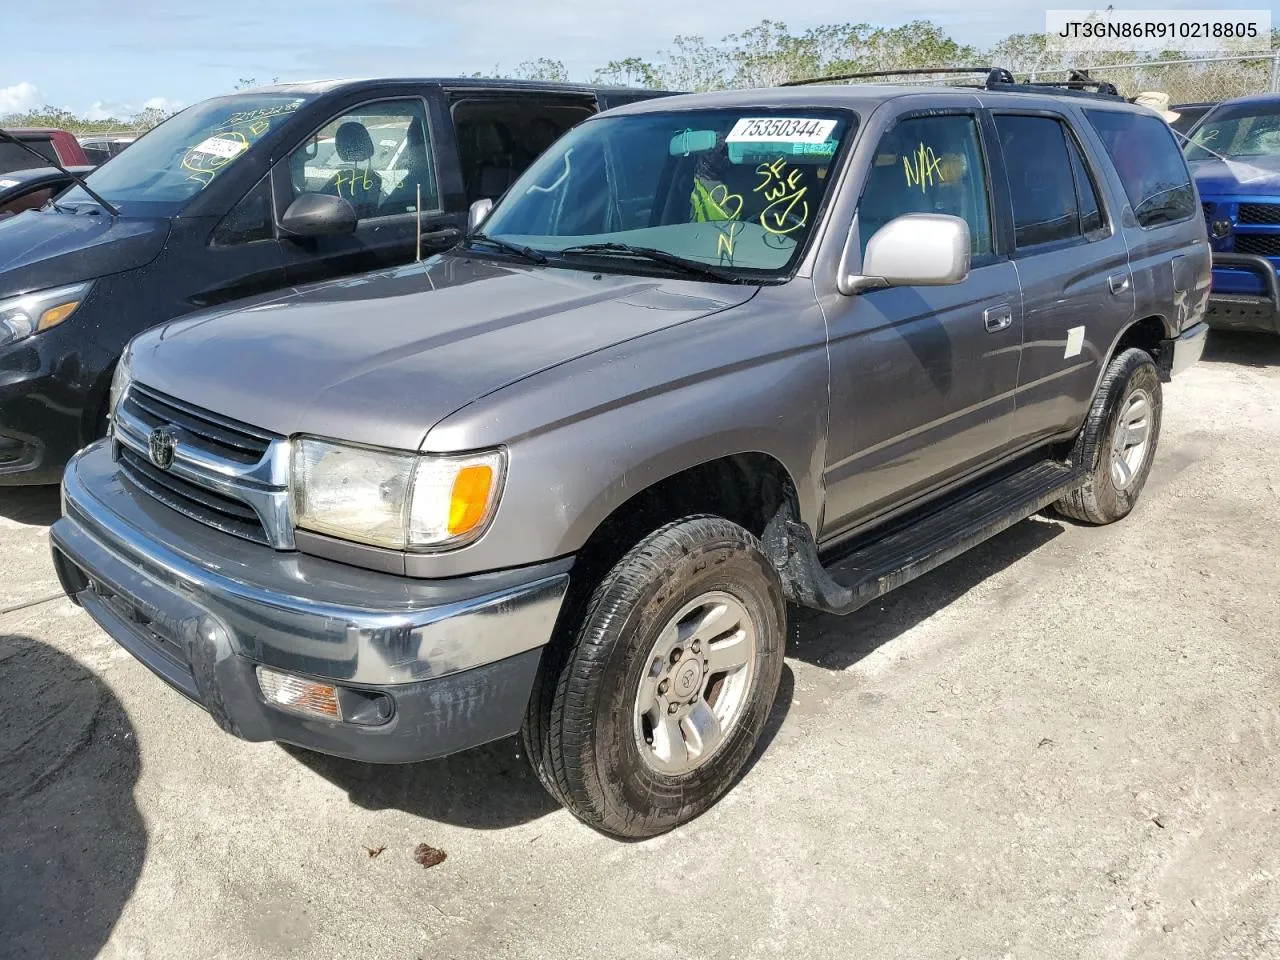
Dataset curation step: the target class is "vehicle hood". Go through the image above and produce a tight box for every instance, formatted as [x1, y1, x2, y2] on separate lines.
[1190, 154, 1280, 197]
[0, 209, 169, 296]
[132, 256, 757, 451]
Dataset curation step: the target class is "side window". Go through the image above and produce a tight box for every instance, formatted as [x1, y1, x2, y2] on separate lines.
[287, 99, 438, 222]
[212, 176, 273, 246]
[994, 115, 1081, 249]
[857, 114, 993, 258]
[1086, 109, 1196, 228]
[1066, 131, 1105, 237]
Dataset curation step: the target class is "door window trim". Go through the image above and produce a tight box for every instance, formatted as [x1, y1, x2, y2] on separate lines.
[274, 95, 445, 226]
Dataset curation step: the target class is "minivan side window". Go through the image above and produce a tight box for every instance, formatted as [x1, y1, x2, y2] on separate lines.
[857, 114, 993, 258]
[287, 99, 439, 221]
[1086, 109, 1196, 228]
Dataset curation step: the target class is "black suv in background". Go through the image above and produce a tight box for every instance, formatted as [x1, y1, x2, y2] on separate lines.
[0, 78, 670, 484]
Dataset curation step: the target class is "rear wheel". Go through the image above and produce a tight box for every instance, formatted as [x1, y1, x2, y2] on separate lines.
[1055, 348, 1162, 525]
[522, 515, 785, 839]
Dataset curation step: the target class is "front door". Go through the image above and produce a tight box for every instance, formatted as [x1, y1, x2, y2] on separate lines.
[274, 95, 461, 288]
[822, 110, 1024, 538]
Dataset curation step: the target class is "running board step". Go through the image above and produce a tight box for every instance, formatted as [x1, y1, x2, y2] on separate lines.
[765, 459, 1082, 616]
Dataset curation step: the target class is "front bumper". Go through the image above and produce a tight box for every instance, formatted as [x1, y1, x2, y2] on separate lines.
[50, 442, 572, 763]
[0, 318, 113, 485]
[1205, 253, 1280, 334]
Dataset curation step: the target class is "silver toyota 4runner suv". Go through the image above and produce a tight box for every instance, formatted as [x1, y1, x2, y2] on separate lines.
[51, 74, 1211, 839]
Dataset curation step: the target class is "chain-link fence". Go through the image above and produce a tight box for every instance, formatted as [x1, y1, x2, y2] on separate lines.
[1030, 54, 1280, 105]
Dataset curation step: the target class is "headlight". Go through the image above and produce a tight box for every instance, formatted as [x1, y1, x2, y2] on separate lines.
[0, 281, 93, 349]
[290, 438, 505, 551]
[107, 342, 134, 422]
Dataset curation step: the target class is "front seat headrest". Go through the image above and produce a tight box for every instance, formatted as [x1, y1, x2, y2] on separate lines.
[335, 122, 375, 163]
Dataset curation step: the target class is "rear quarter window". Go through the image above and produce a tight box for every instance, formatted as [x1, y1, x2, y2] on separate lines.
[1085, 109, 1196, 228]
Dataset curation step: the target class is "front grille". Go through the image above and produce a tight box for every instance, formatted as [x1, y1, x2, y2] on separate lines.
[1234, 234, 1280, 257]
[118, 446, 271, 544]
[1238, 203, 1280, 226]
[122, 383, 273, 465]
[113, 383, 282, 546]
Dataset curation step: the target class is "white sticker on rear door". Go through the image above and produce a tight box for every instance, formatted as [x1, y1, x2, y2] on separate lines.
[726, 118, 837, 144]
[190, 135, 247, 160]
[1065, 325, 1086, 358]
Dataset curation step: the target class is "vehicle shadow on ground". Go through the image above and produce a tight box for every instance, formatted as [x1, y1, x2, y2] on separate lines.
[0, 484, 62, 526]
[0, 633, 145, 960]
[285, 666, 795, 831]
[786, 517, 1064, 672]
[1201, 330, 1280, 367]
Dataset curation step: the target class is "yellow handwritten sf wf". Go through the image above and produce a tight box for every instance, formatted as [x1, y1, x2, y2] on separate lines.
[902, 142, 945, 193]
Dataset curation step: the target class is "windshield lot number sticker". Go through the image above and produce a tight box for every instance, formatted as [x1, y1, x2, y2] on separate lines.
[191, 136, 248, 160]
[727, 118, 837, 144]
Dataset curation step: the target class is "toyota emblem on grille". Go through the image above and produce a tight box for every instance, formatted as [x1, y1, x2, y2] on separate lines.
[148, 427, 177, 470]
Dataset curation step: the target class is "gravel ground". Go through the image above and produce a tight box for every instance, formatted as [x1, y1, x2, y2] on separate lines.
[2, 331, 1278, 960]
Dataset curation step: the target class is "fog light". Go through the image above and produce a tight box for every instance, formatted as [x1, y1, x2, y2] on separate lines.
[257, 667, 342, 721]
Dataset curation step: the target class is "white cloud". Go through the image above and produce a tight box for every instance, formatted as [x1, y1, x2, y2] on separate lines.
[0, 81, 43, 115]
[142, 96, 183, 112]
[83, 96, 183, 121]
[84, 100, 133, 121]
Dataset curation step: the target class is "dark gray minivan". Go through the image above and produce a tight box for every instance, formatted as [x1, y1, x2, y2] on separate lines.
[53, 76, 1210, 838]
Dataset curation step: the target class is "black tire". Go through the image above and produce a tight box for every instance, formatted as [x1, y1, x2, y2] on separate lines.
[1054, 347, 1162, 525]
[522, 515, 786, 839]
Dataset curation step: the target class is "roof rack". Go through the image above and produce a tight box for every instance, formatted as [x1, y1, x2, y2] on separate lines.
[782, 65, 1124, 100]
[781, 66, 1010, 88]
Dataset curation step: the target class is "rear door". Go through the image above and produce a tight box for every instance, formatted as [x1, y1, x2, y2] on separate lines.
[821, 108, 1025, 534]
[273, 89, 462, 288]
[993, 109, 1135, 447]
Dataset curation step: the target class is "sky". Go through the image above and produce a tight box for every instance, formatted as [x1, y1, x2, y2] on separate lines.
[2, 0, 1273, 118]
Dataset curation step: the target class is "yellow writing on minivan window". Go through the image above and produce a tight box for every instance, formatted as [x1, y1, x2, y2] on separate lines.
[333, 167, 375, 197]
[755, 156, 809, 235]
[903, 142, 945, 192]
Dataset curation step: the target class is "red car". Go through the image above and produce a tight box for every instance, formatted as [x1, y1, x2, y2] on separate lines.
[0, 128, 91, 175]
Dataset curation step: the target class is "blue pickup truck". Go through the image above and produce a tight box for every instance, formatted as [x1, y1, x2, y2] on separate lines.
[1185, 93, 1280, 334]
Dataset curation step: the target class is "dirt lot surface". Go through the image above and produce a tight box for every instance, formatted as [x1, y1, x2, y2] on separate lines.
[2, 332, 1279, 960]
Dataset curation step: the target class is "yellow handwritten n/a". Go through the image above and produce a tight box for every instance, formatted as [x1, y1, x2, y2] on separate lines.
[902, 143, 945, 193]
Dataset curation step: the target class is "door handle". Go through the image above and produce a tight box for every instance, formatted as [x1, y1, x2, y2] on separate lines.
[983, 303, 1013, 333]
[1108, 272, 1131, 295]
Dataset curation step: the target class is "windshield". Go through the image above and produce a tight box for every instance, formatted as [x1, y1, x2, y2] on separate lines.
[1184, 101, 1280, 161]
[479, 109, 855, 280]
[59, 93, 311, 215]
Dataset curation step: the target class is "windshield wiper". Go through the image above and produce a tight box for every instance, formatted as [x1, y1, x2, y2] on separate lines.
[556, 242, 742, 283]
[0, 128, 119, 217]
[463, 232, 548, 264]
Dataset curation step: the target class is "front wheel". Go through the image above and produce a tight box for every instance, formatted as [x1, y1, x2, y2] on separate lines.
[522, 515, 786, 839]
[1055, 347, 1163, 525]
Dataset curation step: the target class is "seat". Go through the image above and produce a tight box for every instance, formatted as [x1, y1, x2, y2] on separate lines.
[465, 120, 518, 204]
[320, 121, 382, 219]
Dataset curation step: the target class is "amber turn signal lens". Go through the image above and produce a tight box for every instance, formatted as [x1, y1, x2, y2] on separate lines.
[37, 300, 81, 331]
[447, 464, 494, 536]
[256, 667, 342, 720]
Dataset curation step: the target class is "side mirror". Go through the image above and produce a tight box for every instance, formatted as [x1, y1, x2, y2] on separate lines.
[279, 193, 357, 238]
[839, 213, 970, 295]
[468, 198, 493, 233]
